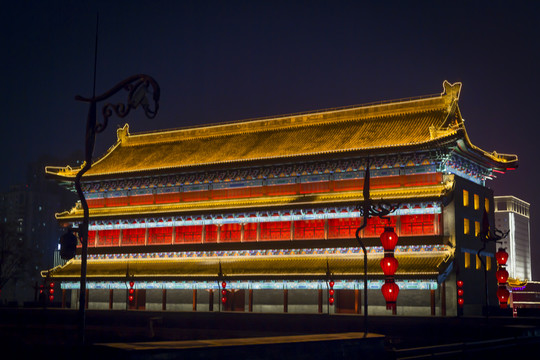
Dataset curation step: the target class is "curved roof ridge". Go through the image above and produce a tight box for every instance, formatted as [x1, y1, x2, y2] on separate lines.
[121, 81, 461, 147]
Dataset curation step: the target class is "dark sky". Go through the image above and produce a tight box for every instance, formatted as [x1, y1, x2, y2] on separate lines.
[2, 1, 539, 278]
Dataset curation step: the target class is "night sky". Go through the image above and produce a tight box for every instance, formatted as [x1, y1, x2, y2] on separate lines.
[2, 1, 539, 278]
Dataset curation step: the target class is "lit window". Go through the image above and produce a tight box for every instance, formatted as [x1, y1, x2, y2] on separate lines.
[464, 218, 470, 235]
[464, 252, 470, 268]
[486, 256, 491, 271]
[474, 194, 480, 210]
[463, 190, 469, 207]
[485, 198, 490, 213]
[476, 254, 482, 270]
[475, 221, 480, 236]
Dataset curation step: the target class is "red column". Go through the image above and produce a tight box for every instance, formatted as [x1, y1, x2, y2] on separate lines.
[284, 289, 288, 313]
[162, 289, 167, 311]
[430, 290, 435, 316]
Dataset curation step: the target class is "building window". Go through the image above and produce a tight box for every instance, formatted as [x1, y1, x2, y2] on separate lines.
[148, 227, 173, 245]
[328, 217, 363, 239]
[474, 194, 480, 210]
[486, 256, 492, 271]
[463, 190, 469, 207]
[122, 228, 145, 246]
[293, 219, 325, 240]
[243, 222, 258, 242]
[220, 223, 242, 242]
[97, 229, 121, 246]
[175, 225, 202, 243]
[475, 221, 480, 236]
[399, 214, 437, 236]
[364, 216, 397, 237]
[260, 221, 291, 241]
[476, 254, 482, 270]
[464, 252, 470, 268]
[485, 198, 490, 213]
[205, 224, 219, 243]
[464, 218, 470, 235]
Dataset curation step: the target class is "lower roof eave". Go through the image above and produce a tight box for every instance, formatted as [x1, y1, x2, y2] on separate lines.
[46, 274, 440, 283]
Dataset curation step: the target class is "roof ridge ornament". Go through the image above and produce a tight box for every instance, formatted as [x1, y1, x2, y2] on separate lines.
[117, 123, 130, 144]
[442, 80, 462, 102]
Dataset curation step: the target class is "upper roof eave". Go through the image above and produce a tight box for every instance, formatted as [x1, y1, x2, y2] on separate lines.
[46, 81, 465, 180]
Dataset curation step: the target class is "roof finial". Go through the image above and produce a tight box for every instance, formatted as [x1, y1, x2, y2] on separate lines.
[442, 80, 462, 101]
[117, 123, 130, 143]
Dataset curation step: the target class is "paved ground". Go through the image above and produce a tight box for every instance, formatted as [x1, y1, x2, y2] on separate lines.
[1, 308, 540, 359]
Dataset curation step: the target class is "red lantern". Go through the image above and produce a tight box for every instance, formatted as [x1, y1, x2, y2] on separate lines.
[496, 268, 509, 284]
[328, 280, 335, 305]
[495, 248, 508, 266]
[381, 279, 399, 310]
[497, 287, 510, 308]
[48, 283, 54, 301]
[380, 256, 399, 276]
[129, 280, 135, 303]
[221, 296, 227, 304]
[380, 227, 398, 251]
[222, 281, 227, 288]
[456, 280, 464, 308]
[221, 289, 227, 296]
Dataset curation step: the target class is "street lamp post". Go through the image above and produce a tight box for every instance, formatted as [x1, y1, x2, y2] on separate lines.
[477, 210, 508, 317]
[73, 74, 160, 343]
[355, 159, 397, 336]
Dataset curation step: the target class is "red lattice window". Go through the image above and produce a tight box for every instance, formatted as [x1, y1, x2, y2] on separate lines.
[155, 192, 181, 204]
[402, 173, 442, 187]
[97, 229, 120, 246]
[260, 221, 291, 241]
[266, 184, 297, 196]
[182, 191, 210, 202]
[121, 228, 146, 246]
[220, 223, 242, 242]
[129, 194, 154, 205]
[204, 224, 218, 243]
[399, 214, 437, 236]
[78, 230, 97, 247]
[174, 225, 202, 244]
[363, 216, 397, 238]
[87, 198, 106, 208]
[371, 176, 401, 189]
[148, 227, 173, 245]
[293, 220, 325, 240]
[299, 182, 330, 194]
[105, 197, 129, 207]
[328, 218, 363, 239]
[243, 222, 258, 242]
[333, 179, 362, 192]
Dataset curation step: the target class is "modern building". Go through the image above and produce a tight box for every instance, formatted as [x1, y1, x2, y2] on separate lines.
[494, 196, 532, 281]
[42, 81, 518, 316]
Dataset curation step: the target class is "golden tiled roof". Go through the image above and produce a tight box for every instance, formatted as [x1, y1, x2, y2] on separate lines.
[55, 183, 452, 221]
[45, 81, 517, 179]
[44, 249, 452, 280]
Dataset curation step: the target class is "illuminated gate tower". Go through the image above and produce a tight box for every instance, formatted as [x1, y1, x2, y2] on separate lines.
[43, 81, 517, 316]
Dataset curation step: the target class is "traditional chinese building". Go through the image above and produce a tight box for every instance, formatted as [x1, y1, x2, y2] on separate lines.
[43, 81, 517, 316]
